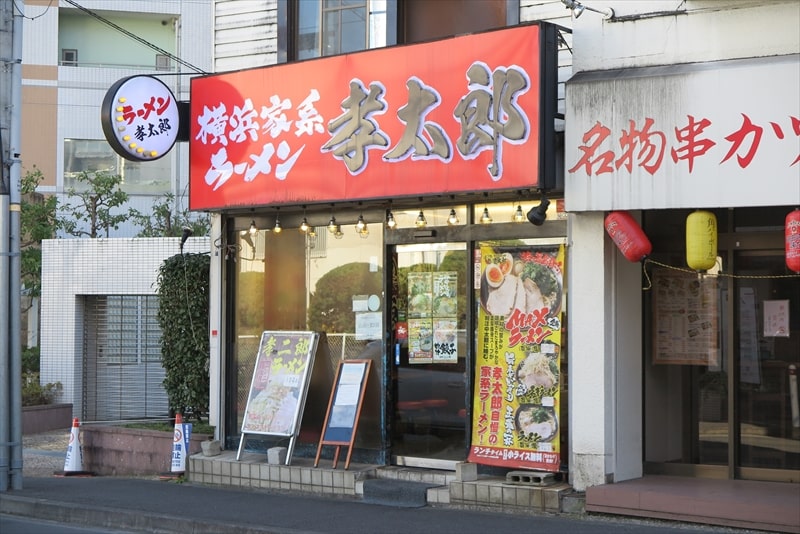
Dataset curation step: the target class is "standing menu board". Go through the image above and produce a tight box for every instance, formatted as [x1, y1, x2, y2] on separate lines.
[314, 359, 371, 470]
[237, 331, 319, 463]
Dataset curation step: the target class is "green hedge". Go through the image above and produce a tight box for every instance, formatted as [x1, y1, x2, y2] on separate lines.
[156, 252, 210, 421]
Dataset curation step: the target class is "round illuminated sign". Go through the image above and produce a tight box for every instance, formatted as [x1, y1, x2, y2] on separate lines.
[101, 75, 180, 162]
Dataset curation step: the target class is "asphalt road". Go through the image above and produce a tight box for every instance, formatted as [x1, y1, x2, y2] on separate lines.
[0, 514, 134, 534]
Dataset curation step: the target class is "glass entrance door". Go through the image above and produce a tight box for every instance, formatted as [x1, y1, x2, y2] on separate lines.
[645, 232, 800, 482]
[735, 251, 800, 475]
[390, 242, 468, 467]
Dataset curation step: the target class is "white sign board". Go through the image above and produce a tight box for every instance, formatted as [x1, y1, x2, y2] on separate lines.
[565, 55, 800, 211]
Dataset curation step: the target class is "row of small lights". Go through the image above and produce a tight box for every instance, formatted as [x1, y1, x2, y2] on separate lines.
[244, 212, 349, 239]
[244, 198, 550, 238]
[389, 197, 550, 229]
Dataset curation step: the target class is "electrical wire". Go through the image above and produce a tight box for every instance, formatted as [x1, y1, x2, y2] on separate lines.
[12, 0, 54, 21]
[642, 258, 800, 291]
[61, 0, 207, 74]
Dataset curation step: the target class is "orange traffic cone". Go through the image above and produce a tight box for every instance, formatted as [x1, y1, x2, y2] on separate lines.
[160, 414, 192, 479]
[54, 418, 93, 477]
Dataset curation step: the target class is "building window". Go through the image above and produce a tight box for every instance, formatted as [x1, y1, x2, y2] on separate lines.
[63, 139, 171, 195]
[155, 54, 172, 71]
[83, 295, 168, 421]
[296, 0, 368, 59]
[61, 48, 78, 66]
[59, 10, 176, 70]
[228, 220, 383, 447]
[93, 295, 162, 365]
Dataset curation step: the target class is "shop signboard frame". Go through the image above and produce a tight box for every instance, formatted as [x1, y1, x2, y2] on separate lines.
[237, 331, 320, 464]
[188, 22, 559, 210]
[314, 359, 372, 470]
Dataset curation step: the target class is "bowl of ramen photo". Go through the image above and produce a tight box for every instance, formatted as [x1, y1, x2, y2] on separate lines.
[516, 352, 559, 390]
[515, 404, 558, 442]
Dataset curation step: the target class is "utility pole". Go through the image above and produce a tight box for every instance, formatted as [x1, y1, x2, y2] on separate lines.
[0, 0, 24, 492]
[9, 0, 24, 489]
[0, 0, 14, 494]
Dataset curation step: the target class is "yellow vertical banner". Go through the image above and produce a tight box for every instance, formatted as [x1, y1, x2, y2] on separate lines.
[468, 244, 565, 471]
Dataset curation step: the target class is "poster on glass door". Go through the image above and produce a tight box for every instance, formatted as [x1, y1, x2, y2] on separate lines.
[407, 271, 459, 364]
[469, 245, 565, 471]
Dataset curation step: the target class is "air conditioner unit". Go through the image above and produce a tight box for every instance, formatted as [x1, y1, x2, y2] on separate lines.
[155, 54, 171, 71]
[62, 49, 78, 66]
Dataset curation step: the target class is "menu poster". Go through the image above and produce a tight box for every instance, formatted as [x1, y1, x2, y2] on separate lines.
[432, 272, 458, 316]
[652, 269, 720, 366]
[241, 331, 318, 436]
[407, 272, 432, 319]
[433, 318, 458, 363]
[408, 318, 433, 363]
[407, 271, 460, 365]
[469, 244, 565, 472]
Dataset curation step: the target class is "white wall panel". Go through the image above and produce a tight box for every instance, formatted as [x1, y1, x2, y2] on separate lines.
[214, 38, 276, 58]
[213, 0, 278, 72]
[565, 55, 800, 211]
[22, 2, 59, 65]
[571, 0, 800, 73]
[40, 237, 210, 418]
[214, 10, 275, 32]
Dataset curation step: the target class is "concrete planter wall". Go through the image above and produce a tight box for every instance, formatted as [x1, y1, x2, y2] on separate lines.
[81, 425, 210, 476]
[22, 403, 73, 435]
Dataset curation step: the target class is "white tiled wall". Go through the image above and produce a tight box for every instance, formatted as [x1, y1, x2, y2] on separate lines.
[40, 237, 210, 418]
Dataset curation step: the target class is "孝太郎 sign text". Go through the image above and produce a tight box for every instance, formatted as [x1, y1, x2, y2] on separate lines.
[189, 24, 548, 210]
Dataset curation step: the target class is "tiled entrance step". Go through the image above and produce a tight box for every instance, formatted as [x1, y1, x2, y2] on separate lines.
[448, 479, 573, 513]
[370, 465, 576, 514]
[373, 465, 456, 486]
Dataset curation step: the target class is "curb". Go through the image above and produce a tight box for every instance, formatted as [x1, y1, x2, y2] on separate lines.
[0, 495, 313, 534]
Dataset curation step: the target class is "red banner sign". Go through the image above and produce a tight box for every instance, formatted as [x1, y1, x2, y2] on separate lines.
[189, 25, 544, 210]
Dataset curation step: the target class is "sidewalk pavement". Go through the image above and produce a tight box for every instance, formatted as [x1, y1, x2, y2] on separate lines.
[0, 475, 763, 534]
[3, 435, 563, 534]
[1, 432, 765, 534]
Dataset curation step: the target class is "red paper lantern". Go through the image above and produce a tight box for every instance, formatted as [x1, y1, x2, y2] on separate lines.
[604, 211, 652, 262]
[786, 209, 800, 273]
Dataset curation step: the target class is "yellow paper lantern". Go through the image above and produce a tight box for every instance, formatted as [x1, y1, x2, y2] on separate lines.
[686, 210, 717, 271]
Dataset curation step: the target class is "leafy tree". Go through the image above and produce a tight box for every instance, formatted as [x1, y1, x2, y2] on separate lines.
[20, 167, 58, 305]
[308, 262, 383, 333]
[237, 271, 266, 334]
[133, 192, 210, 238]
[22, 373, 62, 406]
[59, 170, 138, 238]
[156, 252, 210, 420]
